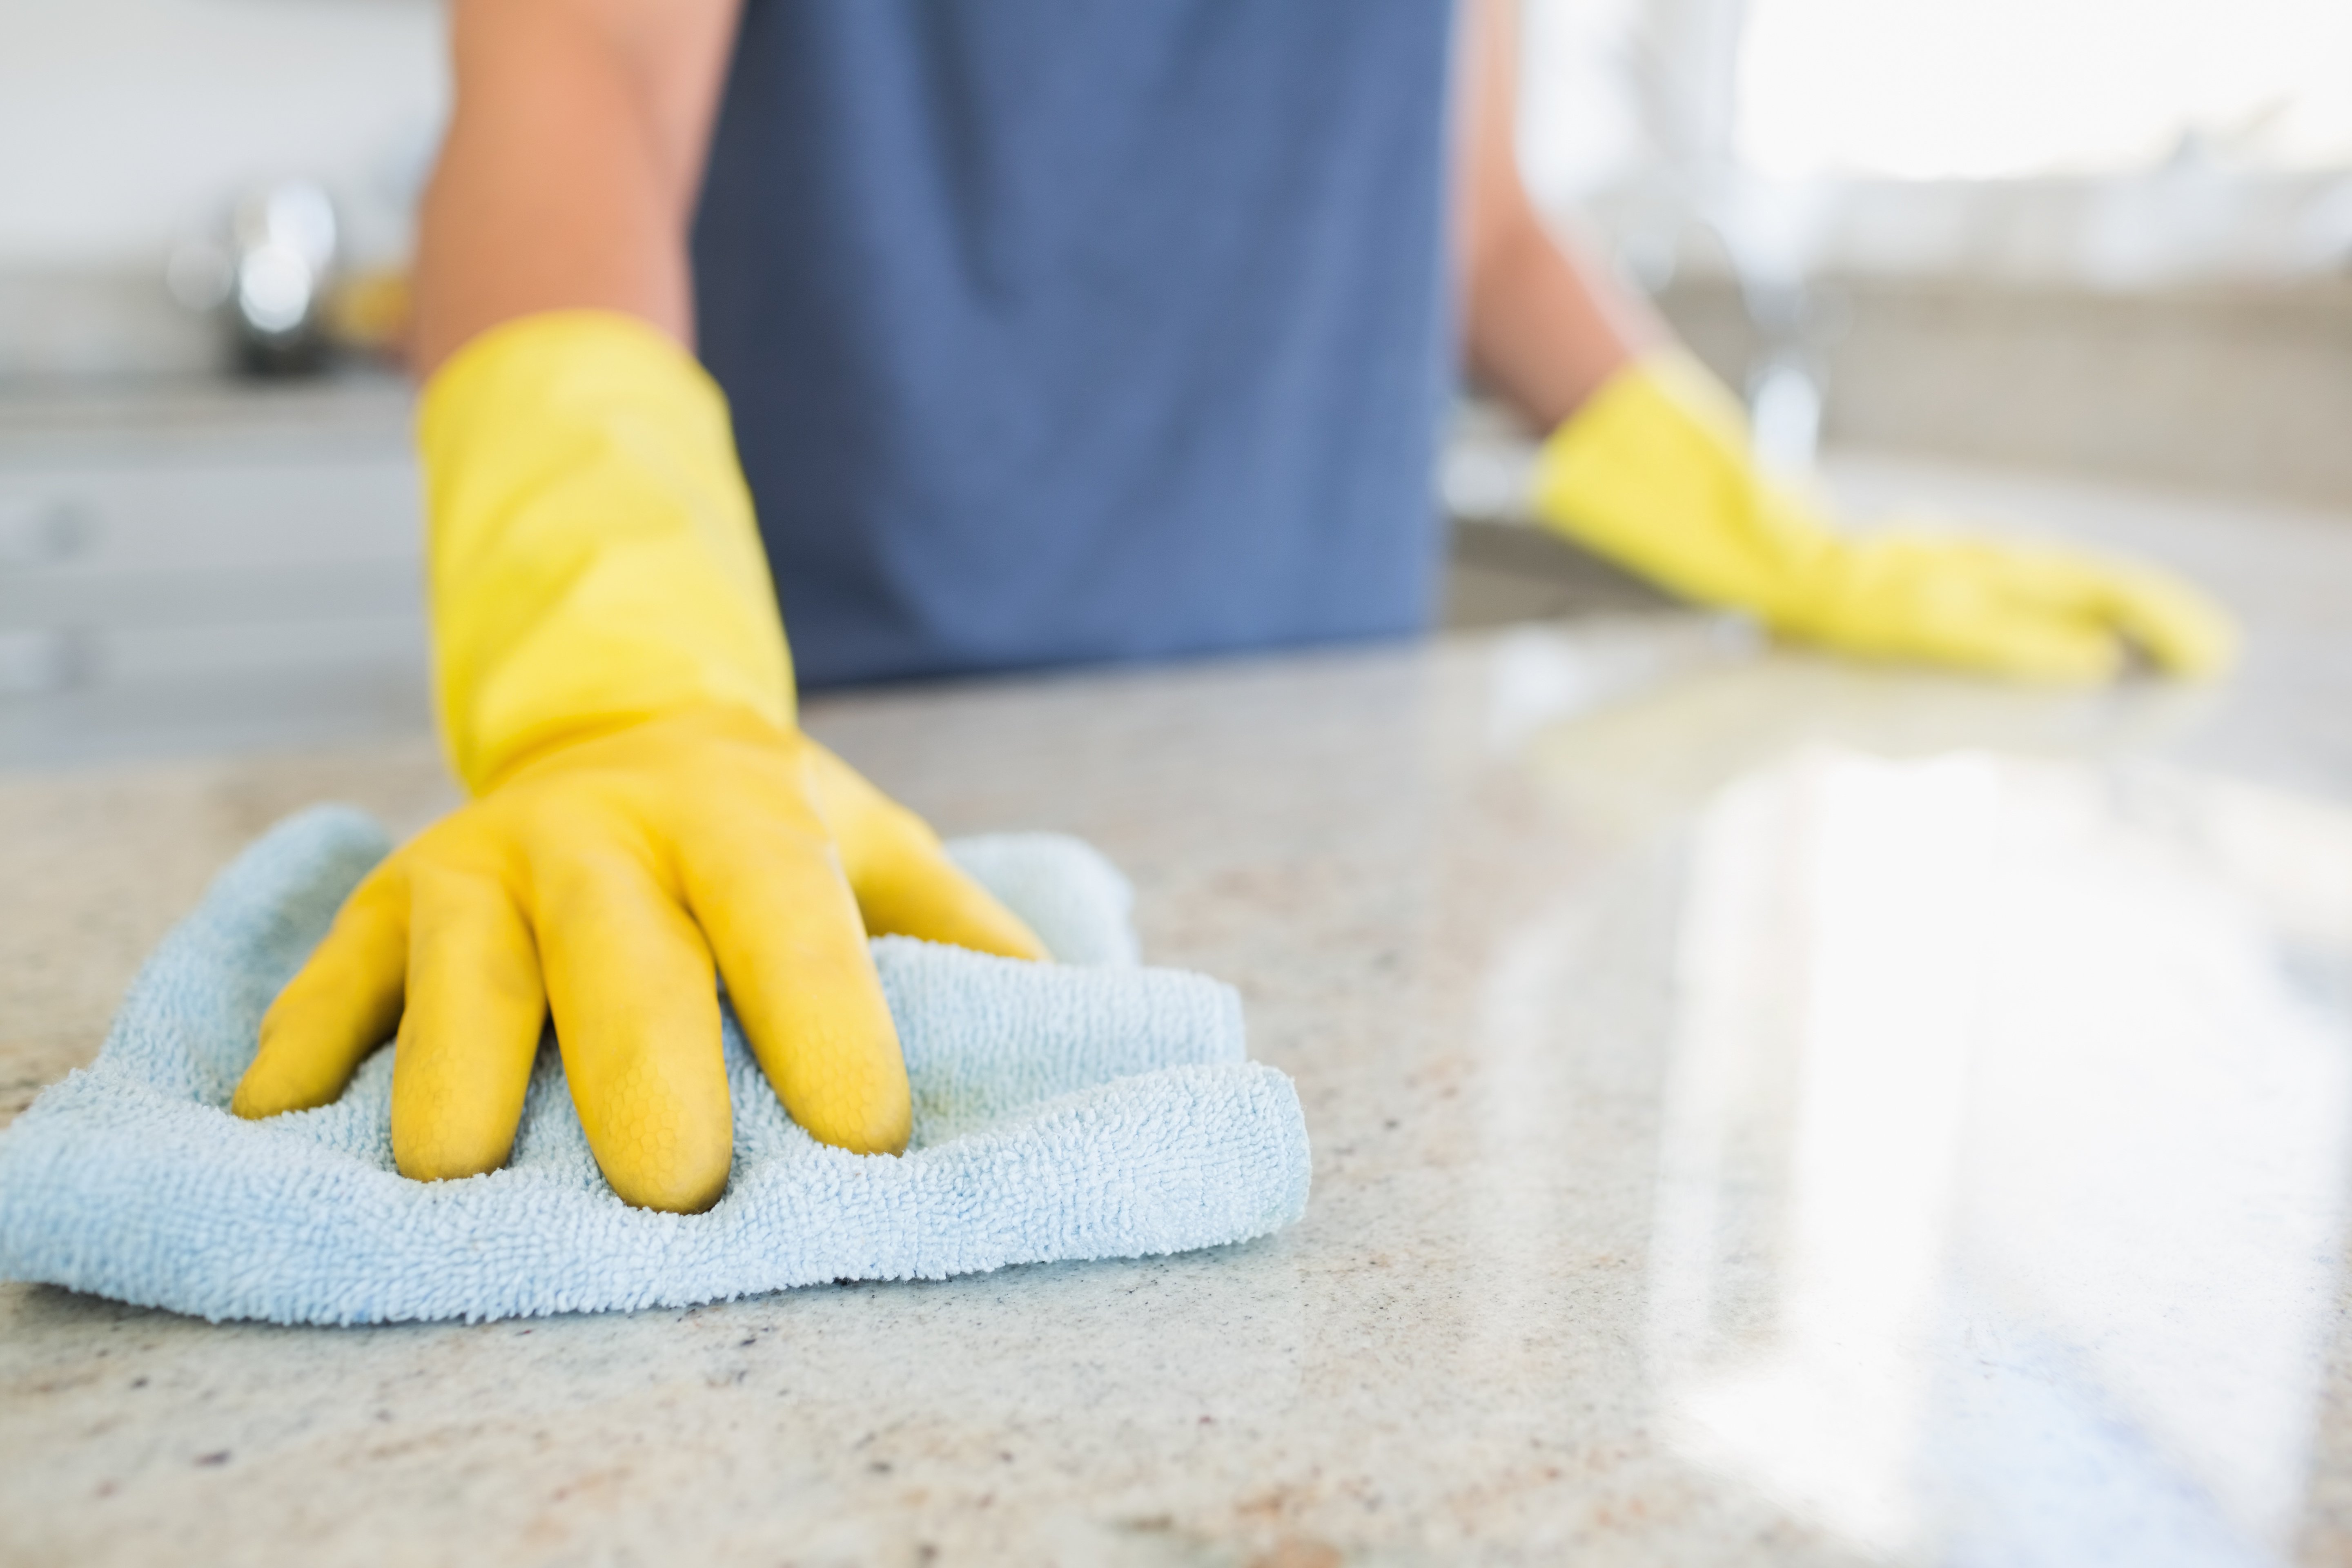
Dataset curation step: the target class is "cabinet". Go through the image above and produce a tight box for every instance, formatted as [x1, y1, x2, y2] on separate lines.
[0, 376, 429, 766]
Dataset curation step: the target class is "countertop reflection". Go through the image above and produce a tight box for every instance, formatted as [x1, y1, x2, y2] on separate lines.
[4, 459, 2352, 1565]
[1651, 750, 2351, 1567]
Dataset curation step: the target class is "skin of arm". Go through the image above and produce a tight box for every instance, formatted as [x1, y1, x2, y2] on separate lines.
[410, 0, 744, 379]
[1455, 0, 1666, 430]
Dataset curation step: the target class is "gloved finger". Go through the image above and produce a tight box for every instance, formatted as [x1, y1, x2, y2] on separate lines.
[534, 836, 734, 1213]
[1918, 601, 2122, 685]
[388, 862, 546, 1182]
[1871, 529, 2124, 604]
[1896, 532, 2236, 681]
[232, 862, 408, 1118]
[802, 739, 1049, 960]
[2084, 564, 2237, 679]
[678, 807, 912, 1155]
[860, 835, 1053, 959]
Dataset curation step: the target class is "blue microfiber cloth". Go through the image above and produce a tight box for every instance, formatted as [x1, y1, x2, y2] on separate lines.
[0, 807, 1309, 1325]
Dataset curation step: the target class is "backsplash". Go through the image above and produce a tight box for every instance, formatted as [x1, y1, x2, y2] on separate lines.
[1663, 274, 2352, 509]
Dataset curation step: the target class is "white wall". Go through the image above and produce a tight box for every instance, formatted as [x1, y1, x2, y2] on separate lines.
[1520, 0, 2352, 287]
[0, 0, 447, 270]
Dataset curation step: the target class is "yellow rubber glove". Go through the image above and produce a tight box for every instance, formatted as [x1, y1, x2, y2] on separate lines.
[1532, 352, 2236, 683]
[230, 312, 1045, 1212]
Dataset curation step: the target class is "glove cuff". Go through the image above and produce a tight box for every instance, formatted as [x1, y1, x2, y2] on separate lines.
[1530, 350, 1840, 625]
[419, 310, 794, 794]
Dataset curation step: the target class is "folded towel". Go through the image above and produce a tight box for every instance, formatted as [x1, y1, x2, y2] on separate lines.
[0, 807, 1310, 1325]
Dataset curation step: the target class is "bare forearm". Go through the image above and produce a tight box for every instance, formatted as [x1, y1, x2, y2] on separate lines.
[410, 0, 739, 378]
[1466, 213, 1665, 430]
[1455, 0, 1664, 430]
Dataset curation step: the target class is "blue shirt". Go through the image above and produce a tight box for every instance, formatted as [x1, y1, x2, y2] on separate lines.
[692, 0, 1456, 688]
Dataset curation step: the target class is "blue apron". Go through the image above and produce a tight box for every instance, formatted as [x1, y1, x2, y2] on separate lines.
[692, 0, 1456, 688]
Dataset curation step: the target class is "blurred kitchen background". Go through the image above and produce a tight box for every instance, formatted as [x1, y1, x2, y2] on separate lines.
[2, 0, 2348, 767]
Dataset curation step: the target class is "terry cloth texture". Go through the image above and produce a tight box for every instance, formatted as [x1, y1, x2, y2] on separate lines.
[0, 807, 1309, 1325]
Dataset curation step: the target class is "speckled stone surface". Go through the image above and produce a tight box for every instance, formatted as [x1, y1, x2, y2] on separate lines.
[5, 459, 2352, 1566]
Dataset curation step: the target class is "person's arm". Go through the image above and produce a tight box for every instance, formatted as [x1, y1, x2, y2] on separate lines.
[235, 0, 1046, 1215]
[1451, 0, 2232, 683]
[1454, 0, 1660, 429]
[410, 0, 736, 374]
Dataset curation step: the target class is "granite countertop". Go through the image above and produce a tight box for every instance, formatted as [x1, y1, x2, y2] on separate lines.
[5, 457, 2352, 1566]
